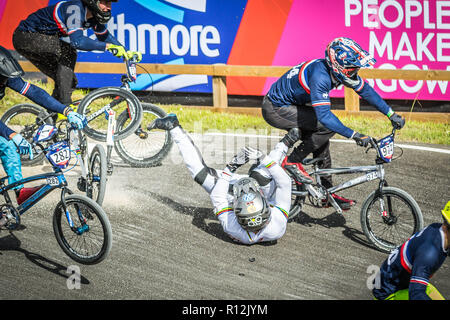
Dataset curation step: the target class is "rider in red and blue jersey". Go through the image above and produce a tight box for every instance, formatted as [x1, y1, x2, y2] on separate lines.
[372, 201, 449, 300]
[262, 37, 405, 210]
[12, 0, 141, 106]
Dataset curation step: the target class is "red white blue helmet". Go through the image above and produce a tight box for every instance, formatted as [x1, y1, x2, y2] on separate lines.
[325, 37, 376, 86]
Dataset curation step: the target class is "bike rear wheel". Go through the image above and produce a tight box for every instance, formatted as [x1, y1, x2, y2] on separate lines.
[360, 186, 423, 253]
[76, 87, 143, 142]
[113, 103, 173, 167]
[87, 144, 108, 206]
[1, 103, 53, 166]
[53, 194, 112, 265]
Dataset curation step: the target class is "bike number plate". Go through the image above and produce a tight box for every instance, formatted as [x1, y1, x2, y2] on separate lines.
[47, 142, 71, 169]
[378, 135, 394, 163]
[46, 176, 60, 186]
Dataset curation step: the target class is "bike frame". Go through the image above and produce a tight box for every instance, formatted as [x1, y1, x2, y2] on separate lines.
[79, 56, 138, 175]
[0, 169, 69, 216]
[292, 129, 396, 214]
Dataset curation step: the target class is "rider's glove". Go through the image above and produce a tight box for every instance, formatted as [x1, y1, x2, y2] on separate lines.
[67, 111, 88, 130]
[389, 112, 405, 130]
[226, 146, 264, 173]
[280, 128, 301, 148]
[11, 133, 33, 160]
[352, 132, 372, 148]
[107, 44, 127, 59]
[126, 50, 142, 62]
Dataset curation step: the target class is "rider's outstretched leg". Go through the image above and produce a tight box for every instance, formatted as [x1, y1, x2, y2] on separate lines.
[148, 114, 218, 193]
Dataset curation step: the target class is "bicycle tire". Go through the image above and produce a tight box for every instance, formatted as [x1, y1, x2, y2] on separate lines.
[1, 103, 54, 166]
[76, 87, 143, 142]
[53, 194, 112, 265]
[113, 103, 173, 167]
[360, 186, 423, 253]
[87, 144, 108, 206]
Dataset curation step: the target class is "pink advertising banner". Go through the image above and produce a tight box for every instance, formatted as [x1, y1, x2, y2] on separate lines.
[264, 0, 450, 101]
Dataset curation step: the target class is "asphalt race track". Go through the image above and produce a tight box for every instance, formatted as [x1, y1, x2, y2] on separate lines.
[0, 133, 449, 301]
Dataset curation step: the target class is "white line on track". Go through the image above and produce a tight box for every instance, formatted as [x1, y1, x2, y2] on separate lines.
[204, 132, 450, 154]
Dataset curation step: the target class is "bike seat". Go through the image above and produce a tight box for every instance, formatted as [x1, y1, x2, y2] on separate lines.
[302, 158, 325, 166]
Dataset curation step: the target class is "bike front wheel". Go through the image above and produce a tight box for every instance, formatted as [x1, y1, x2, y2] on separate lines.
[87, 144, 108, 206]
[53, 194, 112, 265]
[77, 87, 143, 142]
[113, 103, 173, 167]
[360, 186, 423, 253]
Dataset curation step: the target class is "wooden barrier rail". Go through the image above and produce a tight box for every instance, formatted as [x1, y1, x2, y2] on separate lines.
[19, 61, 450, 123]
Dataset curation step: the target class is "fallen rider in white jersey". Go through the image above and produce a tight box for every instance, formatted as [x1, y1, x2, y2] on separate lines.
[148, 113, 299, 244]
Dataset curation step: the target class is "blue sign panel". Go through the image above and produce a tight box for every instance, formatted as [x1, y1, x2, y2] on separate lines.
[49, 0, 247, 92]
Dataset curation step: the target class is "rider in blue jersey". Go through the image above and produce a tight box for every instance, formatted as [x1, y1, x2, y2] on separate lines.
[12, 0, 141, 106]
[0, 45, 87, 205]
[372, 201, 449, 300]
[262, 37, 405, 210]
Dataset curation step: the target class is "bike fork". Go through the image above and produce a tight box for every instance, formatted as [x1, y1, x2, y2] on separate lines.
[105, 107, 116, 175]
[61, 188, 88, 235]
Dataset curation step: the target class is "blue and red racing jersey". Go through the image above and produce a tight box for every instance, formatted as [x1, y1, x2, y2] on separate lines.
[17, 0, 122, 51]
[372, 223, 448, 300]
[267, 59, 393, 138]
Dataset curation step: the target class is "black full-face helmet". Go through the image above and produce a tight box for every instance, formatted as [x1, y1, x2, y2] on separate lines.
[82, 0, 118, 24]
[0, 45, 24, 80]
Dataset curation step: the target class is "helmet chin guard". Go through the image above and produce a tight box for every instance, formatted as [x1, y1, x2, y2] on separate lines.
[0, 45, 24, 79]
[82, 0, 118, 24]
[233, 177, 270, 232]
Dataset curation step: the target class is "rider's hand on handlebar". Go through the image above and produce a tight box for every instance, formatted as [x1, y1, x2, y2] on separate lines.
[352, 132, 372, 148]
[106, 44, 127, 59]
[67, 111, 88, 130]
[126, 50, 142, 62]
[389, 112, 405, 130]
[226, 146, 264, 173]
[11, 133, 34, 160]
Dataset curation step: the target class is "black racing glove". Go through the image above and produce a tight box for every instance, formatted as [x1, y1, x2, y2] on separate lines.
[280, 128, 301, 148]
[389, 112, 405, 130]
[226, 146, 263, 173]
[352, 132, 372, 148]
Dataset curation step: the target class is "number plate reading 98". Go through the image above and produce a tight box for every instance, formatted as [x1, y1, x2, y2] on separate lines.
[50, 147, 70, 165]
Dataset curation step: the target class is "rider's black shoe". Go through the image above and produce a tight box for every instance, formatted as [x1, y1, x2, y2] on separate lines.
[147, 113, 180, 131]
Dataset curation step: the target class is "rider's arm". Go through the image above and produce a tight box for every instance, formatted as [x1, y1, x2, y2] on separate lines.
[351, 76, 393, 116]
[92, 24, 123, 47]
[209, 168, 255, 244]
[409, 246, 440, 300]
[69, 29, 108, 51]
[259, 154, 291, 216]
[0, 120, 15, 140]
[6, 78, 69, 115]
[309, 79, 354, 138]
